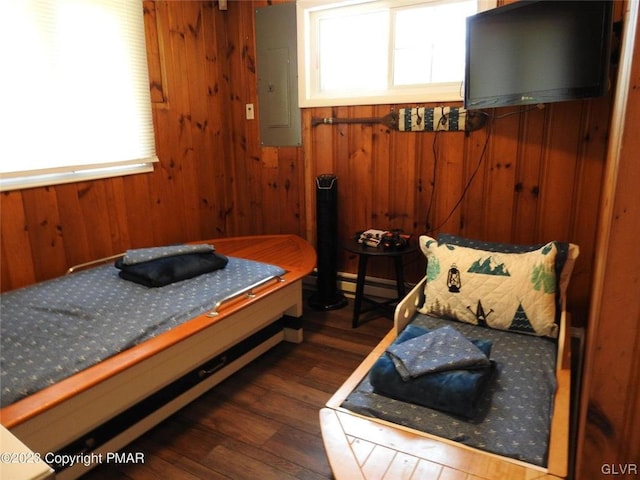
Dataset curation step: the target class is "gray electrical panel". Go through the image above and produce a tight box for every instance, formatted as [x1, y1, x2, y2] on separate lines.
[255, 2, 301, 146]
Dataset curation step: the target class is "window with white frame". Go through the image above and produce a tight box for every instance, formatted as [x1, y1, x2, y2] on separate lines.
[297, 0, 494, 107]
[0, 0, 157, 192]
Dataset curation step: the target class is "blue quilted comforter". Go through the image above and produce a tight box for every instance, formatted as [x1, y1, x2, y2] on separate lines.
[370, 325, 495, 418]
[1, 256, 285, 407]
[342, 314, 558, 467]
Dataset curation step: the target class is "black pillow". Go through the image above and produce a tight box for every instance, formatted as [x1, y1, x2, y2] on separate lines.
[115, 252, 228, 287]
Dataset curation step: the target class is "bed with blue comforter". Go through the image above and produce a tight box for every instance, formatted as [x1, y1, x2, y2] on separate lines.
[0, 234, 316, 480]
[321, 234, 577, 479]
[1, 253, 284, 408]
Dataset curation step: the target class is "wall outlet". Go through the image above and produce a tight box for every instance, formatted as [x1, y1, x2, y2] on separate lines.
[245, 104, 255, 120]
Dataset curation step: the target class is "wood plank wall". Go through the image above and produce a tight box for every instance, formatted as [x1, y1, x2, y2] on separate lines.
[576, 1, 640, 476]
[0, 0, 621, 330]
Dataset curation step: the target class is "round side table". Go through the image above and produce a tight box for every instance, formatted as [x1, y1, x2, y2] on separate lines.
[344, 239, 418, 328]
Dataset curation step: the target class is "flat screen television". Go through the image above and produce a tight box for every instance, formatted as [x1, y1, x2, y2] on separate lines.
[464, 0, 613, 110]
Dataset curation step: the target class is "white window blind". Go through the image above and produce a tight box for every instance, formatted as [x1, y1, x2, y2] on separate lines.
[0, 0, 157, 192]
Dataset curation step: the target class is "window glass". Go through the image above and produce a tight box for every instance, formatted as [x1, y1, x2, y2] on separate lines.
[318, 10, 389, 92]
[297, 0, 494, 107]
[393, 1, 476, 85]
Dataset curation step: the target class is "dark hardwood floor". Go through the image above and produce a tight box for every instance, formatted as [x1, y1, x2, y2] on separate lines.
[83, 292, 391, 480]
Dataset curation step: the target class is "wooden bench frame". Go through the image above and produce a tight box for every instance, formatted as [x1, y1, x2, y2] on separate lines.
[321, 277, 571, 480]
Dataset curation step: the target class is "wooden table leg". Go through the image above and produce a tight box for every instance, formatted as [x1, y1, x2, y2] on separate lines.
[352, 254, 369, 328]
[394, 255, 406, 298]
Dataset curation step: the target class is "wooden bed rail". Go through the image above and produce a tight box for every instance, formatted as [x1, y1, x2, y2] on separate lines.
[393, 277, 426, 333]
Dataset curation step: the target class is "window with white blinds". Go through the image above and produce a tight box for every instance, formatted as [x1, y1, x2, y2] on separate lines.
[0, 0, 157, 192]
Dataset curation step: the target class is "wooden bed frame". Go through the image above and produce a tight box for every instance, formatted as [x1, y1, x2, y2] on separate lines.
[320, 277, 571, 480]
[0, 234, 315, 480]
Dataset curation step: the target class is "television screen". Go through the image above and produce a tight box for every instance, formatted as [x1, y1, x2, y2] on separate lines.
[464, 1, 613, 110]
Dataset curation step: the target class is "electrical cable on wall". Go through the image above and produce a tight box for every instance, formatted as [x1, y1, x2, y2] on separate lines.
[423, 110, 492, 234]
[422, 112, 446, 231]
[422, 105, 543, 234]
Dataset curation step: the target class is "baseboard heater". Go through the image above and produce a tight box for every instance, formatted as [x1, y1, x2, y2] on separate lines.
[305, 271, 415, 300]
[50, 318, 286, 473]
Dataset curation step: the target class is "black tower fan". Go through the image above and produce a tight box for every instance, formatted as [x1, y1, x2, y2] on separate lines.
[308, 174, 347, 310]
